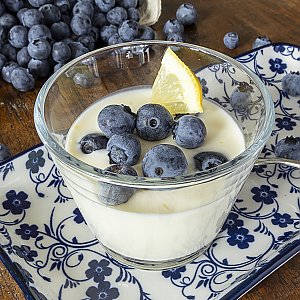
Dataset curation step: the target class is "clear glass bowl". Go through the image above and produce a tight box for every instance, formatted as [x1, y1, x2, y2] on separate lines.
[34, 41, 274, 270]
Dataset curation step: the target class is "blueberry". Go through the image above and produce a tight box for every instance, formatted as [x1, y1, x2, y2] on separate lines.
[275, 136, 300, 161]
[8, 25, 28, 49]
[1, 43, 17, 62]
[72, 1, 94, 19]
[223, 32, 239, 49]
[176, 3, 198, 26]
[89, 26, 100, 42]
[54, 63, 64, 72]
[127, 7, 140, 21]
[230, 85, 252, 110]
[138, 25, 155, 40]
[73, 72, 93, 87]
[173, 115, 207, 149]
[1, 61, 18, 83]
[0, 54, 7, 71]
[92, 12, 107, 27]
[100, 164, 137, 206]
[282, 72, 300, 97]
[70, 13, 92, 36]
[52, 41, 71, 63]
[27, 39, 51, 60]
[163, 19, 184, 36]
[0, 143, 11, 162]
[28, 59, 50, 78]
[0, 25, 7, 44]
[0, 13, 17, 30]
[17, 47, 31, 67]
[252, 36, 271, 49]
[194, 152, 228, 171]
[28, 0, 52, 7]
[77, 35, 95, 51]
[39, 4, 61, 24]
[100, 24, 118, 43]
[142, 144, 188, 178]
[28, 25, 52, 43]
[118, 20, 139, 42]
[22, 9, 44, 28]
[136, 104, 174, 141]
[107, 133, 141, 166]
[98, 104, 136, 137]
[55, 0, 71, 13]
[10, 67, 35, 92]
[167, 32, 183, 43]
[50, 22, 70, 40]
[3, 0, 25, 13]
[17, 8, 28, 24]
[107, 33, 123, 45]
[106, 7, 128, 26]
[95, 0, 115, 13]
[79, 133, 108, 154]
[69, 41, 89, 58]
[118, 0, 137, 8]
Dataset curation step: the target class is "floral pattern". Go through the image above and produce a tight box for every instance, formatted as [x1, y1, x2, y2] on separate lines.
[275, 117, 296, 131]
[0, 43, 299, 300]
[25, 149, 45, 173]
[15, 224, 39, 240]
[2, 190, 31, 215]
[227, 227, 255, 249]
[162, 266, 186, 280]
[86, 281, 119, 300]
[271, 213, 294, 228]
[251, 185, 277, 205]
[269, 58, 287, 74]
[85, 259, 112, 283]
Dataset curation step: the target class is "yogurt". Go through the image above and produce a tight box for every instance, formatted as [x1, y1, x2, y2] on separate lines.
[63, 86, 246, 262]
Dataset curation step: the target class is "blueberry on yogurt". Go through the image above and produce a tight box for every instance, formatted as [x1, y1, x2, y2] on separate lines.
[136, 104, 174, 141]
[142, 144, 188, 178]
[107, 133, 141, 166]
[79, 133, 109, 154]
[100, 164, 138, 206]
[173, 115, 207, 149]
[194, 151, 228, 171]
[97, 104, 136, 138]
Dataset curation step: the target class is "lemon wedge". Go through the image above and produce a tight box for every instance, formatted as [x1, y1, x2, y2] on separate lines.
[152, 47, 203, 114]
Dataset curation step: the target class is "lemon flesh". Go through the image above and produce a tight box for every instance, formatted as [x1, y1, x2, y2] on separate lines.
[152, 47, 203, 114]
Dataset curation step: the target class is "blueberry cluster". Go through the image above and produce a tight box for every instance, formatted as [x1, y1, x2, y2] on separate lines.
[79, 102, 230, 205]
[163, 3, 198, 43]
[0, 0, 155, 91]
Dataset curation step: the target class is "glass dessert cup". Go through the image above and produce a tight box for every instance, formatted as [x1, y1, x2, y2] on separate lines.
[34, 41, 274, 270]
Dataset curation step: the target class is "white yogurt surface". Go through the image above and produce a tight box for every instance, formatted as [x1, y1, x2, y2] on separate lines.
[63, 86, 246, 261]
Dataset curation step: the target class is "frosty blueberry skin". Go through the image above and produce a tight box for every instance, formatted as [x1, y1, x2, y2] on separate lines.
[275, 136, 300, 161]
[223, 32, 239, 49]
[142, 144, 188, 178]
[282, 72, 300, 96]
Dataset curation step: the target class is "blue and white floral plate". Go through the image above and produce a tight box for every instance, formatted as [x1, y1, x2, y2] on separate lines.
[0, 43, 299, 300]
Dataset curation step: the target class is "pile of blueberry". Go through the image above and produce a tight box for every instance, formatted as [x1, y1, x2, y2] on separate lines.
[81, 103, 228, 176]
[163, 3, 198, 43]
[79, 102, 229, 205]
[0, 0, 155, 92]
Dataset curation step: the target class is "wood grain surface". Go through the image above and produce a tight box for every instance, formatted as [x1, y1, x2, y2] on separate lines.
[0, 0, 299, 299]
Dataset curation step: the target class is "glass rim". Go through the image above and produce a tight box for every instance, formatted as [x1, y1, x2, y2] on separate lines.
[34, 40, 275, 189]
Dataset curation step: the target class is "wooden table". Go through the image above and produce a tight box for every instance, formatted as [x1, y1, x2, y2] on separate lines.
[0, 0, 299, 299]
